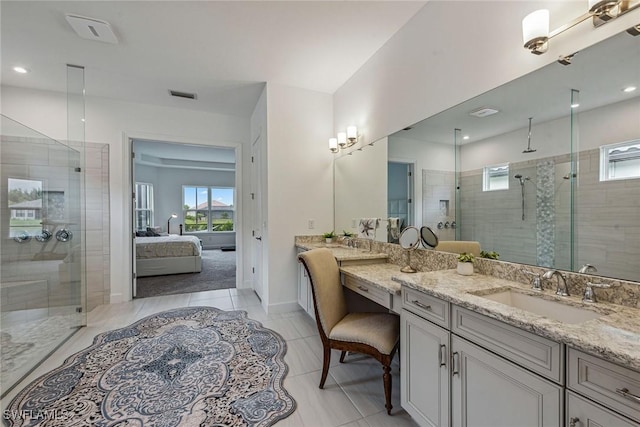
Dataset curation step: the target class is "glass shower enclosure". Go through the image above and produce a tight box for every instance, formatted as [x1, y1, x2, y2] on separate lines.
[0, 115, 86, 396]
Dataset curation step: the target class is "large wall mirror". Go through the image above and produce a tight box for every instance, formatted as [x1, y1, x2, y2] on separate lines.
[335, 28, 640, 283]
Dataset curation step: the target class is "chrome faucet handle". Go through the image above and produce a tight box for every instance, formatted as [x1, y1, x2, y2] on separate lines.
[582, 282, 611, 303]
[522, 270, 542, 291]
[579, 263, 598, 274]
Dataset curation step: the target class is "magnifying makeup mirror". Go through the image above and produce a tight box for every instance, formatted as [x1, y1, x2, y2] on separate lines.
[420, 226, 439, 249]
[399, 226, 421, 273]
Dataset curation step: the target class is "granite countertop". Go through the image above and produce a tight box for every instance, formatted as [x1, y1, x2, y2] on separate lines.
[296, 242, 389, 262]
[393, 269, 640, 372]
[340, 263, 403, 295]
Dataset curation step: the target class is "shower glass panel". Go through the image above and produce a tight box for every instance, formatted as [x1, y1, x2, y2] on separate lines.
[0, 115, 85, 396]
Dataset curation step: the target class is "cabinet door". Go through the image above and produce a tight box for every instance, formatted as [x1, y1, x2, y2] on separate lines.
[566, 391, 637, 427]
[306, 279, 316, 321]
[401, 309, 450, 427]
[297, 262, 308, 311]
[451, 335, 562, 427]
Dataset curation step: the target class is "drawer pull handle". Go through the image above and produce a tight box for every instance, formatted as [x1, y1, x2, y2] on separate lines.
[357, 285, 369, 292]
[616, 388, 640, 403]
[569, 417, 580, 427]
[439, 344, 446, 367]
[411, 300, 431, 310]
[452, 352, 460, 376]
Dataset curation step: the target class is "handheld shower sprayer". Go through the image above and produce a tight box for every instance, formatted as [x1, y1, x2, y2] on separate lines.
[514, 174, 530, 220]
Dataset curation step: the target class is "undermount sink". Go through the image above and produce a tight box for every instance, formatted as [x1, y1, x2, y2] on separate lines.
[477, 289, 603, 324]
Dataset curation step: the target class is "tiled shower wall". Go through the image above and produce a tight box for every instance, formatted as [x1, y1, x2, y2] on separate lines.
[422, 169, 456, 241]
[576, 148, 640, 283]
[459, 155, 572, 271]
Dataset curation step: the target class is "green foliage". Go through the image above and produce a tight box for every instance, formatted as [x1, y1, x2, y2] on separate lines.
[8, 188, 42, 204]
[457, 252, 475, 263]
[322, 231, 336, 239]
[480, 250, 500, 260]
[342, 230, 354, 237]
[213, 221, 234, 231]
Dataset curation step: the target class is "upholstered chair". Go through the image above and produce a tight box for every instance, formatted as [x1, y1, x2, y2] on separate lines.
[434, 240, 481, 256]
[298, 248, 400, 415]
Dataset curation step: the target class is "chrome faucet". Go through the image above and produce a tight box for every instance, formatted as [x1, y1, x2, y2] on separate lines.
[523, 270, 543, 291]
[342, 237, 357, 248]
[582, 282, 611, 303]
[578, 263, 597, 274]
[542, 270, 570, 296]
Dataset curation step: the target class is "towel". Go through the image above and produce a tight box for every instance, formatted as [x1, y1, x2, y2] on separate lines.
[388, 217, 400, 240]
[358, 218, 379, 239]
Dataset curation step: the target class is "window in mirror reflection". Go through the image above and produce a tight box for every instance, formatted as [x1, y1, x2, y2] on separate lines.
[483, 163, 509, 191]
[600, 140, 640, 181]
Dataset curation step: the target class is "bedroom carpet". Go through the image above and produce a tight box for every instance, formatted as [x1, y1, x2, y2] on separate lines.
[4, 307, 296, 427]
[136, 249, 236, 298]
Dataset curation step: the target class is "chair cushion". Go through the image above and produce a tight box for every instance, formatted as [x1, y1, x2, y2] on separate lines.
[329, 312, 399, 355]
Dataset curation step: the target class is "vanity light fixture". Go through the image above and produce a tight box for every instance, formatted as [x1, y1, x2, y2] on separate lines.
[522, 0, 640, 55]
[329, 137, 339, 153]
[329, 126, 358, 153]
[13, 66, 29, 74]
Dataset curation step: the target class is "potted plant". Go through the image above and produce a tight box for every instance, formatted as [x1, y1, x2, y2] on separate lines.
[342, 230, 354, 238]
[480, 250, 500, 260]
[456, 252, 475, 276]
[323, 231, 336, 243]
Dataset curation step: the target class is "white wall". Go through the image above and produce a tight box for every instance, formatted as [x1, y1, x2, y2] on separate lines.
[333, 1, 639, 148]
[1, 85, 250, 303]
[266, 83, 334, 313]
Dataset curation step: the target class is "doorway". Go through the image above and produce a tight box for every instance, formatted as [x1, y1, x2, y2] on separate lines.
[129, 138, 240, 298]
[387, 161, 415, 238]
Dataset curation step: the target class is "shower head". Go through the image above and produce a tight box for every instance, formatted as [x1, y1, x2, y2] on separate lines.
[514, 174, 530, 185]
[522, 147, 537, 153]
[514, 174, 523, 179]
[523, 117, 537, 153]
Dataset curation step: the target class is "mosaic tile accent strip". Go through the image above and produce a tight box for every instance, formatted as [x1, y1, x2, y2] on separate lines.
[536, 160, 555, 268]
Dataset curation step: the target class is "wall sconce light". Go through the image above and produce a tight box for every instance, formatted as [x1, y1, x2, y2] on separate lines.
[522, 0, 640, 55]
[329, 126, 358, 153]
[167, 213, 177, 234]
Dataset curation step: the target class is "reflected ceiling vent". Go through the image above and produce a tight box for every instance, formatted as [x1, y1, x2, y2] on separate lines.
[169, 90, 197, 100]
[469, 107, 499, 118]
[403, 126, 413, 131]
[65, 14, 118, 44]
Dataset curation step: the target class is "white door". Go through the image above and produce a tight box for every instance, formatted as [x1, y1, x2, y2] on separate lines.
[130, 140, 137, 297]
[251, 133, 264, 300]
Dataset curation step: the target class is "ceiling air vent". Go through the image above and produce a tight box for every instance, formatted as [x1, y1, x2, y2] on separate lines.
[169, 90, 197, 100]
[469, 107, 499, 118]
[65, 14, 118, 44]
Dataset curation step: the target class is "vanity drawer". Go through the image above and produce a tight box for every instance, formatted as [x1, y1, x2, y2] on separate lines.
[451, 305, 564, 384]
[343, 275, 391, 309]
[402, 288, 449, 328]
[567, 348, 640, 423]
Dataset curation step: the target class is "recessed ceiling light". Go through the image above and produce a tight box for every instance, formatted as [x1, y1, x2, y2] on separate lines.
[571, 103, 580, 108]
[623, 86, 637, 93]
[463, 135, 470, 140]
[13, 66, 29, 74]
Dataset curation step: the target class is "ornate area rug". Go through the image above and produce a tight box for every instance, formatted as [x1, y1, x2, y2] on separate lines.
[4, 307, 296, 427]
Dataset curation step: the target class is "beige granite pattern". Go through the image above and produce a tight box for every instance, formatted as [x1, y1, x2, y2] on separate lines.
[393, 269, 640, 372]
[339, 264, 402, 295]
[295, 241, 388, 263]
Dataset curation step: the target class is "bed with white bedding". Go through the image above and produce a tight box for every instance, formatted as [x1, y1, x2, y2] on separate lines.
[135, 235, 202, 277]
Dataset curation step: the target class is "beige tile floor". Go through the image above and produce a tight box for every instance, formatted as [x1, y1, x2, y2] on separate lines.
[1, 288, 417, 427]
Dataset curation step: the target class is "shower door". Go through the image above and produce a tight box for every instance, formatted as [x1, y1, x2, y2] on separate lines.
[0, 115, 85, 396]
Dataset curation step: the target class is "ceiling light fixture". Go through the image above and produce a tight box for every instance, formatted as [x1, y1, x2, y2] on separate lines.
[623, 86, 637, 92]
[522, 0, 640, 55]
[463, 135, 470, 140]
[13, 66, 29, 74]
[571, 103, 580, 108]
[469, 107, 499, 118]
[329, 126, 358, 153]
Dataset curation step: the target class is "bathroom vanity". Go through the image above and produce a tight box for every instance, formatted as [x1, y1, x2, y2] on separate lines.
[294, 238, 640, 427]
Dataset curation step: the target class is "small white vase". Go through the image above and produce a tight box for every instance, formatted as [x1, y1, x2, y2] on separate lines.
[325, 238, 333, 244]
[456, 262, 474, 276]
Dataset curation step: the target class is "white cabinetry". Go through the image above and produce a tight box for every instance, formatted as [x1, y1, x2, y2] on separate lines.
[297, 254, 315, 320]
[451, 335, 562, 427]
[401, 308, 450, 427]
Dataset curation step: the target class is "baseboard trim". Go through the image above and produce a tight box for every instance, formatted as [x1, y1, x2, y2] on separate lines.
[110, 293, 124, 304]
[267, 301, 300, 315]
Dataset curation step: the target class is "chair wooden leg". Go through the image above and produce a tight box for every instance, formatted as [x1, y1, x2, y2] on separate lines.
[340, 351, 347, 363]
[319, 345, 331, 389]
[383, 364, 392, 415]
